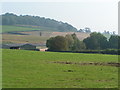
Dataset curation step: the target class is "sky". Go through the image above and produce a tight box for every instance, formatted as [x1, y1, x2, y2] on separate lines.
[0, 0, 119, 33]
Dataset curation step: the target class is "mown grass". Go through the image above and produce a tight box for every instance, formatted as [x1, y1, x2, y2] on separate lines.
[2, 49, 119, 88]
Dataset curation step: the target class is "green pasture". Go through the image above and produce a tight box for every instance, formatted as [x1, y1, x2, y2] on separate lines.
[1, 25, 58, 33]
[1, 25, 41, 33]
[2, 49, 119, 88]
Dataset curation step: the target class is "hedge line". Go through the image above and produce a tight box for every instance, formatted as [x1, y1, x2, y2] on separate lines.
[47, 49, 120, 55]
[73, 49, 120, 55]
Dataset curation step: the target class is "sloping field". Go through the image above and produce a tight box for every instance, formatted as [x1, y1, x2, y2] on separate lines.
[2, 31, 90, 44]
[1, 25, 90, 44]
[1, 25, 59, 33]
[51, 32, 90, 40]
[2, 49, 119, 88]
[2, 34, 49, 44]
[1, 25, 41, 33]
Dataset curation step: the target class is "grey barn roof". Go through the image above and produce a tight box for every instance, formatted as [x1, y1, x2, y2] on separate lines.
[2, 43, 46, 47]
[3, 43, 36, 47]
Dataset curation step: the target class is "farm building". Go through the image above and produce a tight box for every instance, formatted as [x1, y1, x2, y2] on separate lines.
[2, 43, 36, 50]
[39, 48, 48, 51]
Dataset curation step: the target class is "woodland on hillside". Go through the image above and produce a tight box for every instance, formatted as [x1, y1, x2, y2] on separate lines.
[1, 13, 77, 32]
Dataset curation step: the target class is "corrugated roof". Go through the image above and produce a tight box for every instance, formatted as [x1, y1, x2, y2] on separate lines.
[5, 43, 36, 47]
[1, 43, 46, 47]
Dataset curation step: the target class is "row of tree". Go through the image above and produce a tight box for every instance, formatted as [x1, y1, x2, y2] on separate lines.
[78, 28, 116, 35]
[83, 32, 119, 50]
[1, 13, 77, 32]
[77, 27, 91, 33]
[46, 32, 120, 51]
[103, 30, 116, 35]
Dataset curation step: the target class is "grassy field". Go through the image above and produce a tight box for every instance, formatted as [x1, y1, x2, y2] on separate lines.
[2, 32, 89, 44]
[1, 25, 111, 44]
[1, 25, 41, 33]
[2, 31, 89, 44]
[2, 49, 119, 88]
[2, 34, 49, 44]
[1, 25, 59, 33]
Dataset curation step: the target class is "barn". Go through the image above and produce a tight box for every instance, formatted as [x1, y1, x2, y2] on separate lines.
[2, 43, 36, 50]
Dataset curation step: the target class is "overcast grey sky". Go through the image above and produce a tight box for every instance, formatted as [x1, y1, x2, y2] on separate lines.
[1, 0, 119, 33]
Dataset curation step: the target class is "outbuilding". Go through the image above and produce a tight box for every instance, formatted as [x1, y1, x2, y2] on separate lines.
[2, 43, 36, 50]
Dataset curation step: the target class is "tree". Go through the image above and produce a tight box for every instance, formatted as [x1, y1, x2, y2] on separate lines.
[83, 32, 108, 50]
[119, 36, 120, 49]
[46, 36, 68, 51]
[71, 33, 86, 51]
[40, 32, 42, 36]
[84, 27, 91, 33]
[78, 29, 84, 32]
[65, 34, 74, 50]
[72, 40, 86, 51]
[109, 35, 119, 49]
[112, 31, 116, 35]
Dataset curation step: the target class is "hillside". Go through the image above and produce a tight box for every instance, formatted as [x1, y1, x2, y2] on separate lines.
[2, 31, 90, 44]
[3, 49, 118, 88]
[1, 25, 40, 33]
[1, 25, 59, 33]
[1, 13, 77, 32]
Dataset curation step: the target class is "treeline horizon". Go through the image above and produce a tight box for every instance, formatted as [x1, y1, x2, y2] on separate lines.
[46, 32, 120, 52]
[1, 13, 77, 32]
[1, 13, 117, 34]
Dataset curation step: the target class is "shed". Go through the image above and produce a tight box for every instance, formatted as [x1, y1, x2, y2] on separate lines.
[2, 43, 36, 50]
[40, 48, 48, 51]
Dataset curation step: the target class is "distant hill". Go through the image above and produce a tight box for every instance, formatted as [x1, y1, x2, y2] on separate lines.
[1, 13, 77, 32]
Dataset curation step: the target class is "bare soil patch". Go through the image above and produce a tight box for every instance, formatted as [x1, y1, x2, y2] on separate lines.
[53, 61, 120, 67]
